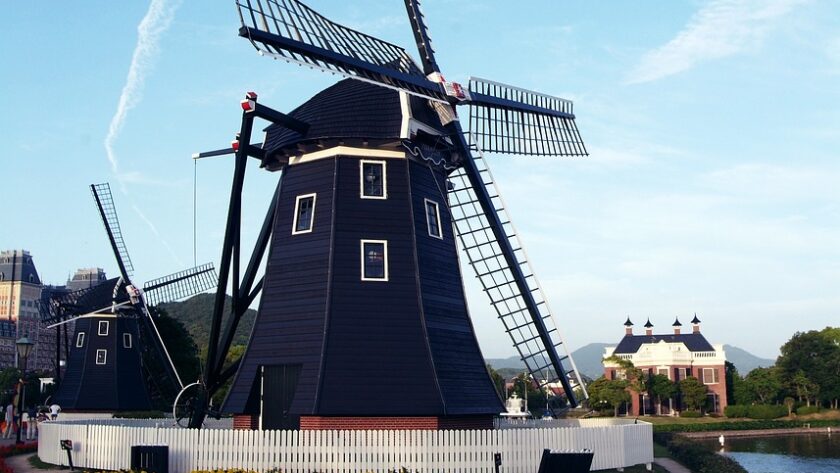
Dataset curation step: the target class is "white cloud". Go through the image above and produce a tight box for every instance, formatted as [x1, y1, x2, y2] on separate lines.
[627, 0, 806, 84]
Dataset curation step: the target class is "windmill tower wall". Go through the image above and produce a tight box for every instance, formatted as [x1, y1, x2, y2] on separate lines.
[224, 147, 504, 430]
[53, 316, 152, 411]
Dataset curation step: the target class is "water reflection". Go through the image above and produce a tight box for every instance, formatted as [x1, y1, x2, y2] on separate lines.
[701, 434, 840, 473]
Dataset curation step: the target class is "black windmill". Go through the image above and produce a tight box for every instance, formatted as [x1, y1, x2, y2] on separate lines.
[42, 183, 217, 411]
[190, 0, 589, 429]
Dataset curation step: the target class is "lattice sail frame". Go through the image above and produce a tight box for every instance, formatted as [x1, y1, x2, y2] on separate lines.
[144, 263, 219, 307]
[91, 183, 135, 278]
[467, 77, 587, 156]
[236, 0, 447, 102]
[448, 138, 588, 404]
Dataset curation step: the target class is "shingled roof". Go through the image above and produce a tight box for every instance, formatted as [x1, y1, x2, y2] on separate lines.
[613, 333, 715, 354]
[0, 250, 40, 285]
[262, 79, 447, 161]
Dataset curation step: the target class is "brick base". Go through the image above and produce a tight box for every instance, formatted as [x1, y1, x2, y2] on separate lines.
[233, 414, 259, 430]
[300, 415, 494, 431]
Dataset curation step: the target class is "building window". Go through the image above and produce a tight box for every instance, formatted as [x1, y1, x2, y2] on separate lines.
[123, 333, 132, 349]
[675, 367, 687, 381]
[361, 240, 388, 281]
[292, 193, 317, 235]
[76, 332, 85, 348]
[360, 160, 386, 199]
[98, 320, 109, 336]
[657, 368, 670, 379]
[702, 368, 719, 384]
[96, 349, 107, 365]
[424, 199, 443, 239]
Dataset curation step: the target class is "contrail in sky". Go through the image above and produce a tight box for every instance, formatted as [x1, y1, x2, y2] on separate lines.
[104, 0, 184, 267]
[105, 0, 180, 179]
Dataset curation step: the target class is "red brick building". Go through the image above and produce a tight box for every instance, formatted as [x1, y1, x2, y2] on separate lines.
[603, 315, 727, 416]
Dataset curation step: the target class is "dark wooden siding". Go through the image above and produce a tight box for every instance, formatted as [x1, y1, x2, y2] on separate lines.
[316, 156, 444, 416]
[408, 160, 504, 415]
[223, 159, 335, 416]
[53, 317, 151, 411]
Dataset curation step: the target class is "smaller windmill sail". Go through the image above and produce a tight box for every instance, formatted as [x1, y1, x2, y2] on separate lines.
[91, 183, 134, 279]
[144, 263, 218, 308]
[235, 0, 447, 102]
[448, 142, 587, 412]
[466, 77, 588, 157]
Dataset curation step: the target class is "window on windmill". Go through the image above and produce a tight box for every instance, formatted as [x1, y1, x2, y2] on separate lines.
[425, 199, 443, 239]
[360, 161, 386, 199]
[123, 333, 132, 349]
[76, 332, 85, 348]
[361, 240, 388, 281]
[95, 349, 107, 365]
[292, 193, 317, 235]
[98, 320, 109, 336]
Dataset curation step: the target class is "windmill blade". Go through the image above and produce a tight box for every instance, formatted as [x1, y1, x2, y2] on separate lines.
[403, 0, 440, 75]
[91, 183, 135, 281]
[143, 263, 219, 307]
[447, 139, 587, 412]
[466, 77, 588, 156]
[40, 278, 128, 324]
[235, 0, 448, 102]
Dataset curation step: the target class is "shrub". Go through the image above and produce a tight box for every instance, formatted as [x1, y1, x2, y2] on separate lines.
[652, 419, 840, 433]
[746, 404, 787, 419]
[724, 405, 748, 418]
[796, 405, 820, 416]
[655, 434, 747, 473]
[680, 410, 702, 418]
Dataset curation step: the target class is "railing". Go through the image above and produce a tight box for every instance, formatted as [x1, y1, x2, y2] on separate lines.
[39, 419, 652, 472]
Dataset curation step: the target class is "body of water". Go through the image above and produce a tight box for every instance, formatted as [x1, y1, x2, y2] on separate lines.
[701, 433, 840, 473]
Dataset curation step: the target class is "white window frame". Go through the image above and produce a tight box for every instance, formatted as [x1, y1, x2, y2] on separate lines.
[360, 239, 389, 281]
[95, 349, 107, 365]
[676, 367, 687, 381]
[291, 193, 317, 235]
[76, 332, 85, 348]
[657, 367, 670, 379]
[360, 160, 387, 199]
[123, 333, 133, 349]
[702, 367, 718, 385]
[98, 320, 109, 336]
[424, 198, 443, 239]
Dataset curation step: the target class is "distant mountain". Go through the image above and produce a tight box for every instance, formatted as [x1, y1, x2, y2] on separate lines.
[157, 293, 256, 351]
[486, 342, 775, 380]
[724, 344, 775, 374]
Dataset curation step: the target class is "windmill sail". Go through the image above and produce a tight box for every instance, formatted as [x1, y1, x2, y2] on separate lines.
[448, 139, 587, 411]
[236, 0, 446, 102]
[91, 183, 135, 280]
[143, 263, 219, 307]
[467, 77, 588, 156]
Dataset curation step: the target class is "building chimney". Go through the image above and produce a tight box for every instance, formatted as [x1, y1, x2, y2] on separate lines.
[691, 313, 701, 333]
[624, 316, 633, 336]
[644, 318, 653, 336]
[672, 317, 682, 335]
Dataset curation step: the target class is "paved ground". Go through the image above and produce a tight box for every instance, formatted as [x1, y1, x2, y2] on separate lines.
[653, 457, 692, 473]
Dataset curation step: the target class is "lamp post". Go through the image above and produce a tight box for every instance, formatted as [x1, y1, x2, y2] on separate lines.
[15, 336, 34, 445]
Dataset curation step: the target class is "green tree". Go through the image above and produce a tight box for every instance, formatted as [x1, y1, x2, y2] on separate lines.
[744, 367, 782, 404]
[649, 374, 676, 416]
[724, 361, 738, 406]
[777, 328, 840, 408]
[587, 376, 630, 417]
[486, 364, 506, 400]
[678, 376, 708, 412]
[788, 370, 819, 407]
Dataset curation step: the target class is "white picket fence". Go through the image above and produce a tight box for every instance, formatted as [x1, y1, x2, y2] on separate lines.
[38, 418, 652, 472]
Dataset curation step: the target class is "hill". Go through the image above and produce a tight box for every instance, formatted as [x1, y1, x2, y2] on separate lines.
[157, 293, 257, 351]
[487, 342, 775, 380]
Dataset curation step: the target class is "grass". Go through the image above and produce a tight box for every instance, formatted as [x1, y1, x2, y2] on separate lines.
[652, 441, 670, 459]
[28, 454, 68, 470]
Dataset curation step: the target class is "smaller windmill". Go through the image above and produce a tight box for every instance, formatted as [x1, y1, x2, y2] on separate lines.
[42, 183, 217, 411]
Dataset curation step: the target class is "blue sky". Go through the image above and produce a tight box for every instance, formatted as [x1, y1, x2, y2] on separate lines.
[2, 1, 838, 360]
